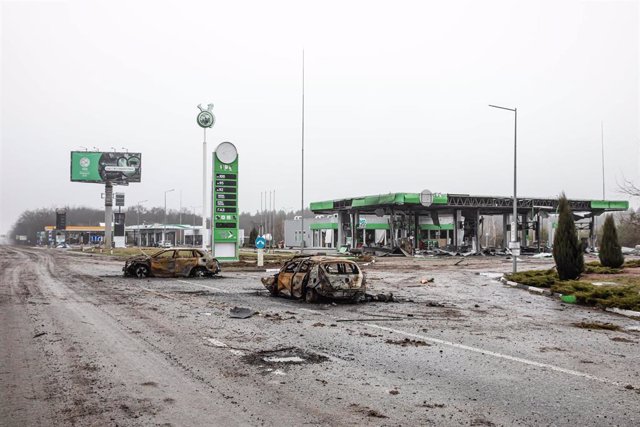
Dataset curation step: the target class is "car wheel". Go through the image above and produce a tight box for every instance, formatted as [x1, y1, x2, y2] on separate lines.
[305, 287, 318, 303]
[192, 267, 208, 278]
[134, 264, 149, 278]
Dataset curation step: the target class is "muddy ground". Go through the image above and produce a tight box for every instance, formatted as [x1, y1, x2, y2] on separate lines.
[1, 246, 639, 426]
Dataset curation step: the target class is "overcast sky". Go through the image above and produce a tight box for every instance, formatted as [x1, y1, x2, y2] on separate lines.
[1, 0, 638, 234]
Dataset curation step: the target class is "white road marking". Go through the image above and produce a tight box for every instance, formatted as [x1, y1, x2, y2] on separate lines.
[177, 279, 260, 294]
[364, 323, 621, 387]
[203, 337, 245, 356]
[205, 337, 228, 347]
[178, 280, 227, 293]
[263, 356, 305, 363]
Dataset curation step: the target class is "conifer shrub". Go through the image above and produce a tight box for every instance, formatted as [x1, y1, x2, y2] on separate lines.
[552, 194, 584, 280]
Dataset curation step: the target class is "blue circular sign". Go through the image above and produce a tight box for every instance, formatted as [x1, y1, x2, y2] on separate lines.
[255, 236, 266, 249]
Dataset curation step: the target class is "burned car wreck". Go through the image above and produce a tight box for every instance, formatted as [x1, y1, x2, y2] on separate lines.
[261, 256, 365, 303]
[123, 248, 220, 278]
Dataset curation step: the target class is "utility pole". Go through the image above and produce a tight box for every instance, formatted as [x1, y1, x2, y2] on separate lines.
[489, 104, 518, 273]
[601, 121, 605, 200]
[300, 49, 305, 252]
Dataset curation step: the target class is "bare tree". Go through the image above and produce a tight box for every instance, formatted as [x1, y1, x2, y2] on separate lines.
[619, 177, 640, 198]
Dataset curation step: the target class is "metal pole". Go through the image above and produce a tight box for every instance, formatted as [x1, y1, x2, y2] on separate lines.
[269, 189, 273, 249]
[104, 182, 113, 251]
[137, 208, 140, 246]
[202, 128, 207, 251]
[301, 49, 305, 251]
[164, 189, 174, 244]
[601, 121, 605, 200]
[489, 104, 518, 273]
[136, 200, 148, 246]
[513, 108, 517, 273]
[179, 190, 182, 245]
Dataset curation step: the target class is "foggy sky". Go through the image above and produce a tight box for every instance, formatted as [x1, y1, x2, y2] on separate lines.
[1, 0, 638, 234]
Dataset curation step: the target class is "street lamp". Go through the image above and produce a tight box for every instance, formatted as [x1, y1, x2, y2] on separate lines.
[189, 205, 202, 246]
[489, 104, 518, 273]
[163, 189, 175, 244]
[136, 200, 148, 246]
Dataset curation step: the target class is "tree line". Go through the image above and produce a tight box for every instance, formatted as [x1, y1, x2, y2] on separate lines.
[8, 206, 312, 245]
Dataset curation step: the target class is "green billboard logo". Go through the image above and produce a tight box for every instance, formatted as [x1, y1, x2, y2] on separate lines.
[70, 151, 142, 184]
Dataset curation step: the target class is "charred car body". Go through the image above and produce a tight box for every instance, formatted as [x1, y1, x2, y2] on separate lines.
[261, 256, 365, 302]
[124, 248, 220, 278]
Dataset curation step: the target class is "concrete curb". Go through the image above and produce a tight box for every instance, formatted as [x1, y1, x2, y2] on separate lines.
[605, 307, 640, 319]
[499, 276, 640, 320]
[498, 277, 552, 295]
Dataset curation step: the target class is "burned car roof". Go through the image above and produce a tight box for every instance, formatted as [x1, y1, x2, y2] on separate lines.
[288, 255, 358, 263]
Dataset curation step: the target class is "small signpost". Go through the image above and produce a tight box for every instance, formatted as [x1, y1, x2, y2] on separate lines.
[256, 235, 266, 267]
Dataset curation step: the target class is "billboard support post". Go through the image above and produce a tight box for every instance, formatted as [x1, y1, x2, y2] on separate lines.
[105, 182, 113, 251]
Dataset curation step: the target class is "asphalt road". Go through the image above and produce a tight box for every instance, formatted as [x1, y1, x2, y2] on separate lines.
[1, 246, 639, 426]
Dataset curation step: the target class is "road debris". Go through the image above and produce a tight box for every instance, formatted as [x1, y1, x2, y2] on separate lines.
[229, 307, 255, 319]
[386, 338, 430, 347]
[33, 332, 47, 338]
[349, 403, 388, 418]
[365, 292, 395, 302]
[573, 321, 621, 331]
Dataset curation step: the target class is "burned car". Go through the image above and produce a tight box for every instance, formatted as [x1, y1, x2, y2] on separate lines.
[261, 256, 365, 302]
[123, 248, 220, 278]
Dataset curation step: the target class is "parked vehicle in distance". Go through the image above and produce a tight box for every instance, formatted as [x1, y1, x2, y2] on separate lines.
[261, 255, 365, 303]
[123, 248, 220, 278]
[155, 241, 172, 248]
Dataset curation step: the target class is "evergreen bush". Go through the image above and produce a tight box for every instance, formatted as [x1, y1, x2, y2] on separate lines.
[552, 193, 584, 280]
[599, 215, 624, 268]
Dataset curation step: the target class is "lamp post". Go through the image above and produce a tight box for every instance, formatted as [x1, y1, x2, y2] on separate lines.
[196, 104, 216, 252]
[136, 200, 148, 246]
[489, 104, 518, 273]
[163, 189, 174, 244]
[189, 205, 201, 246]
[300, 50, 306, 252]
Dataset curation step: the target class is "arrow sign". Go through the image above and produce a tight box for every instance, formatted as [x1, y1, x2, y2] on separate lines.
[255, 236, 266, 249]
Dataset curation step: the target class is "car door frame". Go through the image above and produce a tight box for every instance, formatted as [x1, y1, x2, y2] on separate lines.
[150, 250, 176, 277]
